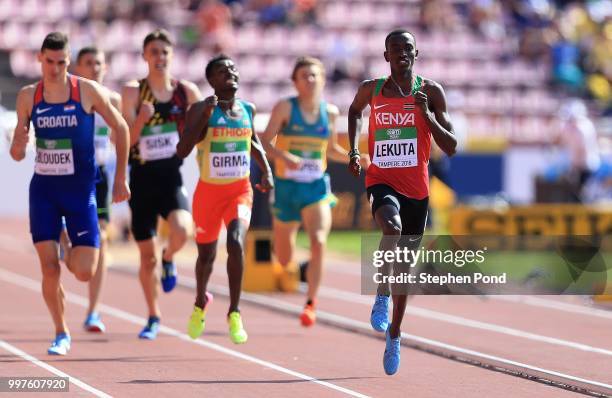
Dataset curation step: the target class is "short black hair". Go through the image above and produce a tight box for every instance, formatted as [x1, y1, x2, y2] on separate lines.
[143, 29, 173, 50]
[205, 54, 232, 80]
[76, 46, 101, 63]
[41, 32, 69, 52]
[385, 29, 416, 49]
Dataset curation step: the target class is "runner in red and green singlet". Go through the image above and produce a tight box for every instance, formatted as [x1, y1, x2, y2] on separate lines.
[347, 29, 457, 375]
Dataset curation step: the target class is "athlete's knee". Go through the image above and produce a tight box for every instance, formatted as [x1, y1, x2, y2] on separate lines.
[41, 263, 61, 280]
[381, 218, 402, 236]
[74, 267, 95, 282]
[171, 223, 189, 244]
[226, 233, 244, 256]
[309, 232, 327, 252]
[139, 252, 158, 272]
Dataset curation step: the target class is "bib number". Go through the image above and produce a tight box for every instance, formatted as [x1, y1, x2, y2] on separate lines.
[94, 126, 110, 165]
[139, 123, 179, 161]
[372, 128, 418, 168]
[285, 150, 323, 182]
[35, 138, 74, 175]
[209, 140, 250, 179]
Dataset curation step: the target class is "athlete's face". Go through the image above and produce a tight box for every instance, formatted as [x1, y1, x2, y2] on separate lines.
[75, 52, 106, 83]
[143, 40, 172, 73]
[293, 64, 324, 98]
[208, 60, 239, 92]
[38, 48, 70, 82]
[384, 33, 418, 72]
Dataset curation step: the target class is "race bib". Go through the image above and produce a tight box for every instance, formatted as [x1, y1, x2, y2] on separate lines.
[209, 140, 250, 179]
[94, 126, 110, 165]
[35, 138, 74, 175]
[372, 127, 418, 168]
[284, 149, 324, 182]
[139, 122, 179, 161]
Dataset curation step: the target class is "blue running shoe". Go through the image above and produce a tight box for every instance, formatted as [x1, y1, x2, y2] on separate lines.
[139, 316, 160, 340]
[383, 328, 401, 375]
[47, 333, 71, 356]
[161, 250, 177, 293]
[370, 294, 390, 332]
[83, 312, 106, 333]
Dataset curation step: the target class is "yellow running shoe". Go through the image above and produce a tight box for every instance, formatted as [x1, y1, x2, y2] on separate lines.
[187, 292, 213, 339]
[228, 311, 248, 344]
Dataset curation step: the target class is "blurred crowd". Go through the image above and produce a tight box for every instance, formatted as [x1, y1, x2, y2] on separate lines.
[465, 0, 611, 113]
[82, 0, 610, 113]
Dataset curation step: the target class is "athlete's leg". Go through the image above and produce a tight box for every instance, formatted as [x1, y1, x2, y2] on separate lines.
[66, 247, 99, 282]
[88, 170, 110, 317]
[35, 241, 68, 335]
[162, 209, 191, 261]
[194, 241, 217, 309]
[374, 204, 403, 297]
[301, 201, 332, 302]
[137, 238, 161, 317]
[64, 203, 100, 282]
[88, 220, 108, 314]
[272, 219, 300, 267]
[187, 239, 217, 339]
[388, 197, 428, 339]
[226, 219, 248, 314]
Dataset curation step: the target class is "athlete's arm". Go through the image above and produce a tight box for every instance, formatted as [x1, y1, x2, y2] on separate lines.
[326, 103, 349, 163]
[247, 102, 274, 192]
[85, 80, 130, 203]
[416, 80, 457, 156]
[107, 90, 122, 144]
[10, 86, 34, 161]
[347, 80, 375, 176]
[121, 82, 153, 147]
[260, 99, 301, 169]
[176, 96, 217, 158]
[180, 80, 203, 108]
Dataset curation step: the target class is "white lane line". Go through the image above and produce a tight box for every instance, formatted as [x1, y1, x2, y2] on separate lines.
[307, 285, 612, 357]
[0, 340, 112, 398]
[491, 295, 612, 321]
[0, 268, 370, 398]
[189, 279, 612, 393]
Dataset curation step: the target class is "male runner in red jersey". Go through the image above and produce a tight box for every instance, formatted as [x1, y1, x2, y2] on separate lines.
[348, 29, 457, 375]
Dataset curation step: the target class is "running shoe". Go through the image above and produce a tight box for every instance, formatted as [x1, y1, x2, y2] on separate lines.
[383, 328, 401, 375]
[300, 303, 316, 327]
[161, 250, 177, 293]
[47, 333, 71, 356]
[83, 312, 106, 333]
[228, 311, 248, 344]
[187, 292, 213, 339]
[370, 294, 390, 332]
[138, 316, 160, 340]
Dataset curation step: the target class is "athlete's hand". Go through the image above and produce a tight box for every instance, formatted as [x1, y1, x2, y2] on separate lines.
[10, 131, 29, 161]
[112, 179, 131, 203]
[414, 91, 432, 117]
[137, 102, 155, 122]
[349, 155, 361, 177]
[283, 152, 302, 170]
[256, 171, 274, 193]
[203, 95, 218, 111]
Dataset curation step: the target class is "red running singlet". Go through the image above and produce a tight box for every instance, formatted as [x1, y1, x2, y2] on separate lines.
[366, 75, 432, 200]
